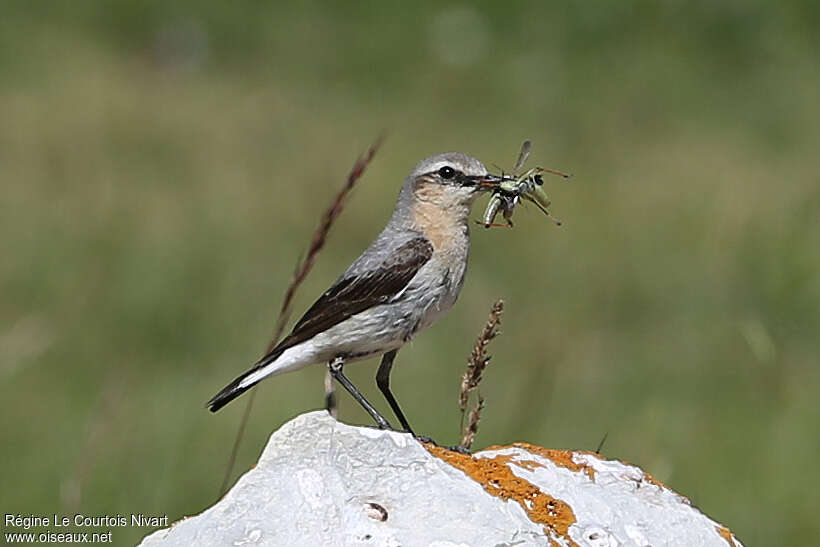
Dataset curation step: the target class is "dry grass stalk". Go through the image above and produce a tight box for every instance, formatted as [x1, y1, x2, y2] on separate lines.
[268, 135, 385, 350]
[460, 394, 485, 451]
[220, 136, 384, 496]
[459, 299, 504, 414]
[458, 299, 504, 450]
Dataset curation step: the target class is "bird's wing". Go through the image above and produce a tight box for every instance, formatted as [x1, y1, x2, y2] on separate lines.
[206, 235, 434, 413]
[265, 236, 434, 360]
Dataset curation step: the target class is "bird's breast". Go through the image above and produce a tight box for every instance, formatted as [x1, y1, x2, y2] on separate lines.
[410, 182, 472, 254]
[402, 228, 470, 336]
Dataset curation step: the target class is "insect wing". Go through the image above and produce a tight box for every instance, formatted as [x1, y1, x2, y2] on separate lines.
[512, 140, 532, 175]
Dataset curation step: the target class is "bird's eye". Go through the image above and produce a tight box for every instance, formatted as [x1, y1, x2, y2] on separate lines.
[438, 166, 456, 180]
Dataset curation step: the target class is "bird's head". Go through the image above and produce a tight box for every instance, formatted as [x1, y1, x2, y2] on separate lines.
[384, 152, 501, 244]
[405, 152, 497, 211]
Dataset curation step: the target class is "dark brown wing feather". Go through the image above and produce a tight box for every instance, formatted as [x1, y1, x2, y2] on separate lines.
[268, 236, 433, 358]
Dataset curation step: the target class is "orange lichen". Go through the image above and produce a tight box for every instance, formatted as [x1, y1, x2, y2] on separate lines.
[484, 442, 674, 490]
[424, 444, 579, 546]
[507, 458, 543, 471]
[716, 525, 741, 546]
[512, 443, 598, 481]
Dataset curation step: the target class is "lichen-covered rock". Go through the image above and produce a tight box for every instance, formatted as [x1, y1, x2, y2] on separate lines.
[139, 411, 743, 547]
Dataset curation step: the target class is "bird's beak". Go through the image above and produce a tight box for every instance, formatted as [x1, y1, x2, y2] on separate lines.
[467, 174, 505, 191]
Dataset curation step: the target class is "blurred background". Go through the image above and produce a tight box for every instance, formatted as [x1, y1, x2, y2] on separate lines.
[1, 1, 818, 544]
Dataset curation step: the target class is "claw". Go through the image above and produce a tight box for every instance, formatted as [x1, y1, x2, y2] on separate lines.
[414, 435, 473, 454]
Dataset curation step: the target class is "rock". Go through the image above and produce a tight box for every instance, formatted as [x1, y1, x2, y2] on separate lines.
[139, 411, 743, 547]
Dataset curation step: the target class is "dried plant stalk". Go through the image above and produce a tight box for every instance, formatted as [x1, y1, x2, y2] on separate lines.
[458, 299, 504, 451]
[220, 136, 384, 496]
[459, 299, 504, 414]
[460, 395, 485, 451]
[268, 135, 385, 351]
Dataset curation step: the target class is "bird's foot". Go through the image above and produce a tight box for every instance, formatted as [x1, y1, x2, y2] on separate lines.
[446, 444, 473, 455]
[412, 434, 472, 455]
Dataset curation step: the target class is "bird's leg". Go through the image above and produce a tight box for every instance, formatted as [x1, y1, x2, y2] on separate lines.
[328, 357, 393, 430]
[374, 353, 466, 450]
[376, 350, 415, 435]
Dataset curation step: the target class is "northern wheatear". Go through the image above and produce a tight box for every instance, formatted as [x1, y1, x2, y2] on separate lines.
[207, 152, 499, 435]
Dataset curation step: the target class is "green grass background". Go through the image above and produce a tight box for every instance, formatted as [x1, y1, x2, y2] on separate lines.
[1, 1, 818, 544]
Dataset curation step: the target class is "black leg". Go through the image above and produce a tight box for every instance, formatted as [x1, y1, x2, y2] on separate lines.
[376, 350, 415, 435]
[328, 357, 393, 430]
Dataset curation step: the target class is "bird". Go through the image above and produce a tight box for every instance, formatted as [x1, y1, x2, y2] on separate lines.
[207, 152, 499, 435]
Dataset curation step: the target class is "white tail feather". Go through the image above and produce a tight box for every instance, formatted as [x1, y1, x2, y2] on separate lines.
[238, 343, 319, 389]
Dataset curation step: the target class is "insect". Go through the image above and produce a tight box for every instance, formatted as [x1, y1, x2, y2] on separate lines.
[480, 141, 571, 228]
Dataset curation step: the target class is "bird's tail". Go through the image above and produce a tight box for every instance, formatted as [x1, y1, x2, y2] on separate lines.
[207, 349, 287, 412]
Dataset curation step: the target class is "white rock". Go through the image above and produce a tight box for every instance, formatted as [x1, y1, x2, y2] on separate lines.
[139, 411, 743, 547]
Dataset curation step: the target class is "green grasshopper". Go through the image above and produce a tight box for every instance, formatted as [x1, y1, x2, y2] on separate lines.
[480, 140, 571, 228]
